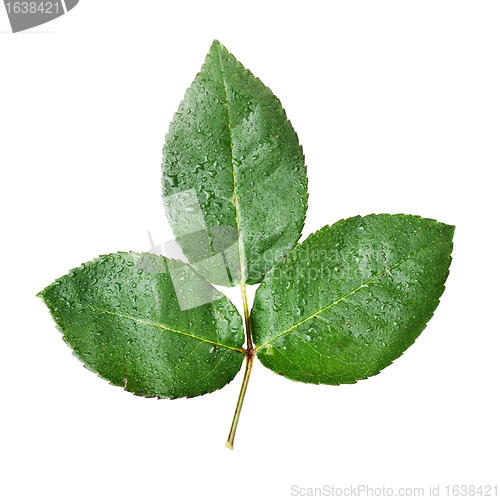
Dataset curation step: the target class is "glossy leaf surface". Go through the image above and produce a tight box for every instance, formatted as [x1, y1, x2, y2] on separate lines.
[162, 40, 308, 286]
[38, 253, 245, 398]
[251, 215, 454, 384]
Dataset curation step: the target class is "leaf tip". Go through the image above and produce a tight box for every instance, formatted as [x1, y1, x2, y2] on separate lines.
[209, 39, 231, 59]
[210, 39, 224, 52]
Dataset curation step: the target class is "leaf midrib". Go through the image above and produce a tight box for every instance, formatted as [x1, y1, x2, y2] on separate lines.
[217, 44, 246, 284]
[65, 300, 245, 353]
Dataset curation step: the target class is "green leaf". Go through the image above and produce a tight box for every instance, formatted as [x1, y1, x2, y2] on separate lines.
[38, 252, 245, 398]
[162, 40, 308, 286]
[251, 214, 454, 385]
[36, 39, 457, 449]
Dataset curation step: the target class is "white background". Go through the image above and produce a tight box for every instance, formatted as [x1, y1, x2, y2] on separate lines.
[1, 1, 499, 499]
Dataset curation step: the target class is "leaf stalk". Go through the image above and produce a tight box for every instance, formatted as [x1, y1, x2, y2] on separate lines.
[225, 283, 254, 450]
[225, 350, 254, 450]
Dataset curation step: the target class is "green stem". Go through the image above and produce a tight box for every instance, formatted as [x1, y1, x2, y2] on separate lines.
[225, 283, 254, 450]
[225, 351, 254, 450]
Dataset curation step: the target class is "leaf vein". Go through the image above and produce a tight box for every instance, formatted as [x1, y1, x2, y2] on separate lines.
[254, 242, 434, 352]
[68, 301, 245, 353]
